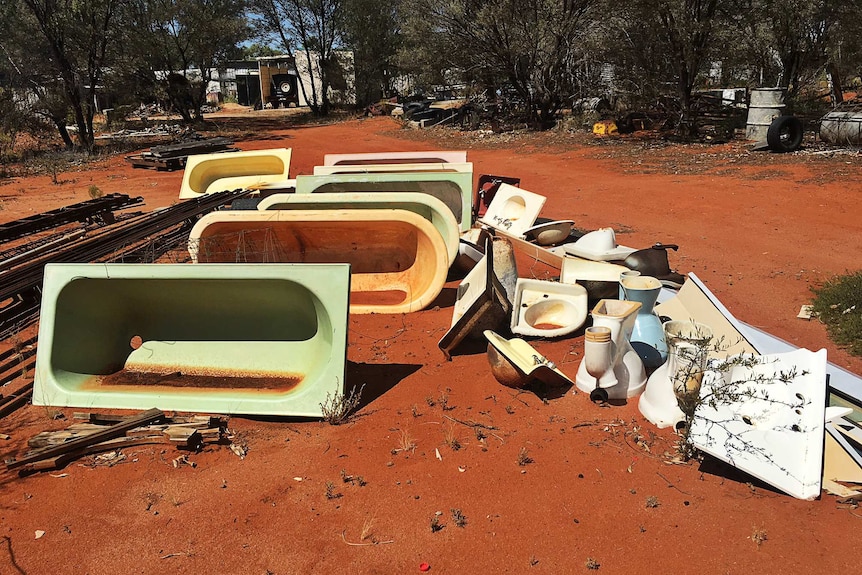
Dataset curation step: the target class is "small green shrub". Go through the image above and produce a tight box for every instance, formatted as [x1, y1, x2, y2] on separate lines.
[811, 271, 862, 357]
[87, 184, 103, 199]
[319, 383, 364, 425]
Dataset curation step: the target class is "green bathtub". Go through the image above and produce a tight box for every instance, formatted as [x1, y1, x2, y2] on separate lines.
[33, 263, 349, 417]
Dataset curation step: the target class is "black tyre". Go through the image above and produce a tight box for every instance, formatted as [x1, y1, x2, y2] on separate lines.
[766, 116, 803, 152]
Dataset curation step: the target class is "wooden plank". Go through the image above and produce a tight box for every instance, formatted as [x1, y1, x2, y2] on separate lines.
[16, 435, 167, 474]
[6, 408, 163, 470]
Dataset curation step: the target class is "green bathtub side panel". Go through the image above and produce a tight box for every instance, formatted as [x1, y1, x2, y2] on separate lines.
[33, 263, 350, 417]
[256, 192, 459, 264]
[294, 173, 474, 231]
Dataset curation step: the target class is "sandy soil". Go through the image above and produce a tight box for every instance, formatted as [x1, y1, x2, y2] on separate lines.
[1, 114, 861, 574]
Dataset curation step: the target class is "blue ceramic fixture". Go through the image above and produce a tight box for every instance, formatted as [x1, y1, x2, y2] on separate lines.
[621, 275, 668, 369]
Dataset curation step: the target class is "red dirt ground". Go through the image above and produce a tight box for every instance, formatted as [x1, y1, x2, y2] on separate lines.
[1, 114, 861, 574]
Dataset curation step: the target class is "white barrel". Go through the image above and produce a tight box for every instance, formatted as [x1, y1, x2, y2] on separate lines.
[746, 88, 786, 141]
[820, 111, 862, 145]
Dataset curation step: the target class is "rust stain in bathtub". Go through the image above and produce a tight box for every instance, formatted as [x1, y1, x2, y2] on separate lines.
[82, 365, 304, 394]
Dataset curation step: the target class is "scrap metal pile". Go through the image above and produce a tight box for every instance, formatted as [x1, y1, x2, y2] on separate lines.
[1, 147, 861, 502]
[125, 136, 239, 171]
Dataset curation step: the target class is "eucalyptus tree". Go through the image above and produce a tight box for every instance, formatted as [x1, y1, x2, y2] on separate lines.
[403, 0, 598, 128]
[4, 0, 123, 151]
[251, 0, 345, 115]
[127, 0, 249, 122]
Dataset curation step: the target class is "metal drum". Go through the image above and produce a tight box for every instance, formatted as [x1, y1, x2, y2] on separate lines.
[820, 110, 862, 145]
[746, 88, 786, 141]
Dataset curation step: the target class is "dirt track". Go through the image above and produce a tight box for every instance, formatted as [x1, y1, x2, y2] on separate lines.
[1, 114, 860, 574]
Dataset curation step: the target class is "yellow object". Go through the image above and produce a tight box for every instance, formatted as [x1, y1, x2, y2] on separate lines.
[593, 121, 618, 136]
[179, 148, 292, 199]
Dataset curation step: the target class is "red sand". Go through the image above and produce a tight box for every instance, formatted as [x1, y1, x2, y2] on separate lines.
[1, 115, 860, 574]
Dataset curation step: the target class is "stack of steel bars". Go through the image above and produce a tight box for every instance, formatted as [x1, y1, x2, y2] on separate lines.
[0, 189, 251, 339]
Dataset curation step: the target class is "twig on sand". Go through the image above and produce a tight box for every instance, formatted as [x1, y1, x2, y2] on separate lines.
[657, 471, 691, 495]
[442, 414, 498, 431]
[340, 530, 394, 546]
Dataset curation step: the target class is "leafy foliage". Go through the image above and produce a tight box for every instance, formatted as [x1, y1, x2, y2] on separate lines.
[811, 270, 862, 357]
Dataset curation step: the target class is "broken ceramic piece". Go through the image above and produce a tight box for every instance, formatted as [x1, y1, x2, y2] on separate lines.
[564, 228, 636, 261]
[654, 275, 758, 359]
[483, 330, 574, 389]
[688, 348, 828, 500]
[575, 299, 647, 400]
[438, 239, 512, 359]
[510, 278, 588, 338]
[33, 263, 349, 417]
[323, 151, 467, 166]
[188, 209, 448, 315]
[257, 191, 459, 266]
[179, 148, 292, 199]
[824, 424, 862, 484]
[524, 220, 575, 246]
[624, 243, 685, 288]
[559, 257, 630, 300]
[491, 236, 519, 305]
[478, 183, 546, 237]
[453, 228, 487, 274]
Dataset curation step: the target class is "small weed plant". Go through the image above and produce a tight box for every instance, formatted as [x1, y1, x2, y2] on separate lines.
[664, 323, 811, 474]
[320, 383, 364, 425]
[325, 481, 341, 500]
[451, 508, 467, 528]
[392, 429, 416, 454]
[443, 425, 462, 451]
[87, 184, 103, 199]
[750, 526, 768, 547]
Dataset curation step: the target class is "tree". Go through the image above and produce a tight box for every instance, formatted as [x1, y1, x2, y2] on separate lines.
[126, 0, 248, 122]
[343, 0, 400, 105]
[602, 0, 734, 138]
[407, 0, 598, 129]
[654, 0, 724, 136]
[251, 0, 345, 115]
[7, 0, 122, 152]
[0, 4, 73, 149]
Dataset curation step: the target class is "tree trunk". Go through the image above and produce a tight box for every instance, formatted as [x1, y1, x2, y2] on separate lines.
[826, 61, 844, 107]
[54, 118, 75, 150]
